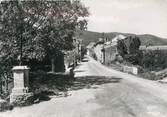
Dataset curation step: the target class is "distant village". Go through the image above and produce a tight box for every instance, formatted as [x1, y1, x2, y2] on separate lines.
[86, 34, 167, 79]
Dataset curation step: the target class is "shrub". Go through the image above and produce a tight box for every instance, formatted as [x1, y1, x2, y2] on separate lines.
[141, 49, 167, 71]
[124, 50, 143, 65]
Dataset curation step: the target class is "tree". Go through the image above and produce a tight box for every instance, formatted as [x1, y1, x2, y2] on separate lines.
[127, 36, 141, 54]
[117, 40, 127, 58]
[0, 1, 41, 65]
[0, 0, 89, 72]
[30, 0, 89, 72]
[117, 36, 141, 64]
[0, 0, 89, 92]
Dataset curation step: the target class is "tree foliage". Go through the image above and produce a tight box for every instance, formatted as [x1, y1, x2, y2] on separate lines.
[0, 0, 89, 92]
[117, 40, 127, 58]
[142, 50, 167, 71]
[117, 36, 141, 64]
[0, 0, 89, 64]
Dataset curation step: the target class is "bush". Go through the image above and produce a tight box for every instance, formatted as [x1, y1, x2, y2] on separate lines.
[124, 50, 143, 65]
[139, 72, 156, 80]
[0, 57, 14, 96]
[141, 50, 167, 71]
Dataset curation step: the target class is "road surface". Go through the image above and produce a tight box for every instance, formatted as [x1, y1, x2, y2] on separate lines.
[1, 56, 167, 117]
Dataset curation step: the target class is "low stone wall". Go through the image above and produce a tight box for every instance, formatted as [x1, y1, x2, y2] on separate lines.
[123, 66, 138, 75]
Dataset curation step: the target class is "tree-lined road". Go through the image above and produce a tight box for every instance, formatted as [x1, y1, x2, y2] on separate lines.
[1, 56, 167, 117]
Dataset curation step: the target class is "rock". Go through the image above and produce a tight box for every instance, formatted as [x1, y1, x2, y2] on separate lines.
[33, 98, 40, 104]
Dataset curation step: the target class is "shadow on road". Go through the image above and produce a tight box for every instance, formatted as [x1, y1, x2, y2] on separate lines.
[81, 59, 89, 62]
[69, 76, 122, 91]
[74, 70, 86, 73]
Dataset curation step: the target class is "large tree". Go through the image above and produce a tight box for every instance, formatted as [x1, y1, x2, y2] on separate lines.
[0, 0, 89, 72]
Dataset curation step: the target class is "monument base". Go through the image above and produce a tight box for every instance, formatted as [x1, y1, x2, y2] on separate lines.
[10, 92, 33, 104]
[10, 66, 33, 105]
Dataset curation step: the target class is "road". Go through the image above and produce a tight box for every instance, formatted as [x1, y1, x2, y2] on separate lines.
[1, 56, 167, 117]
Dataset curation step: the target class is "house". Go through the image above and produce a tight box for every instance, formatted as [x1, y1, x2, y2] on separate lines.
[91, 35, 127, 64]
[112, 34, 127, 44]
[90, 34, 142, 65]
[94, 43, 104, 63]
[103, 34, 127, 64]
[86, 42, 95, 57]
[103, 42, 118, 65]
[93, 39, 105, 63]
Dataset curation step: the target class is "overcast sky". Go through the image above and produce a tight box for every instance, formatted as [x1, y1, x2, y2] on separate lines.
[82, 0, 167, 38]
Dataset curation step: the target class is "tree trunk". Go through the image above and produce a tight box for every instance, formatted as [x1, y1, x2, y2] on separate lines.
[0, 81, 2, 94]
[73, 55, 76, 67]
[5, 77, 8, 92]
[51, 58, 55, 73]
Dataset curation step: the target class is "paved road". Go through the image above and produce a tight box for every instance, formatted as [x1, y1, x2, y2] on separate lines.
[1, 56, 167, 117]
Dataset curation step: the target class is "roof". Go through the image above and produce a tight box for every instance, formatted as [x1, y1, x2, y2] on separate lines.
[103, 35, 126, 49]
[112, 34, 127, 43]
[87, 42, 96, 49]
[140, 45, 167, 50]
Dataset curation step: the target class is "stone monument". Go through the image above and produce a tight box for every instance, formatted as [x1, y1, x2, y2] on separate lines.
[10, 66, 33, 104]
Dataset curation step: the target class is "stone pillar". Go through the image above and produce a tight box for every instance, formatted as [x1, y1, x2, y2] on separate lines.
[10, 66, 33, 103]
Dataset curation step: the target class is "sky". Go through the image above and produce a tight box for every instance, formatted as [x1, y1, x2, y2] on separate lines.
[82, 0, 167, 38]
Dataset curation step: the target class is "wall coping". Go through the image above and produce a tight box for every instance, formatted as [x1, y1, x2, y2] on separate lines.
[12, 66, 30, 71]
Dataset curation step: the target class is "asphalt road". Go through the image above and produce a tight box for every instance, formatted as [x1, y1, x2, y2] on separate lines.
[1, 56, 167, 117]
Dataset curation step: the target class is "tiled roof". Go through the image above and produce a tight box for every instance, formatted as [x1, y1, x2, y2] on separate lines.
[87, 42, 96, 49]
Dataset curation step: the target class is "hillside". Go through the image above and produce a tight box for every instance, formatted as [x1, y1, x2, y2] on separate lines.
[80, 31, 167, 46]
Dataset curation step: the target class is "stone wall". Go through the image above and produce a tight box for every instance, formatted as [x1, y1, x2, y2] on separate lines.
[123, 66, 138, 75]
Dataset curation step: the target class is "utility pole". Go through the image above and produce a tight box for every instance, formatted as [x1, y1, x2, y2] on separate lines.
[102, 32, 105, 64]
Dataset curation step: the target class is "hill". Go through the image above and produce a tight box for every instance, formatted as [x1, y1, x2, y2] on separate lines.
[80, 31, 167, 46]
